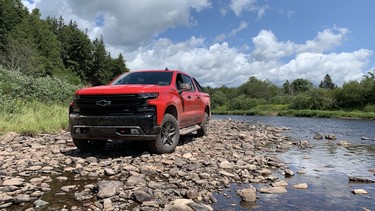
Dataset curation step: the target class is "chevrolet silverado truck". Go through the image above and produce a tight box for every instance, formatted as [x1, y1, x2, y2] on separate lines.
[69, 69, 210, 153]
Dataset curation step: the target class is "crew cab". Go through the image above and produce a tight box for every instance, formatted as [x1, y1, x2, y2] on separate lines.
[69, 69, 210, 153]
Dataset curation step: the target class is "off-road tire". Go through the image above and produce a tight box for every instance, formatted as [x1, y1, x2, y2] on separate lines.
[197, 112, 209, 137]
[148, 114, 180, 154]
[73, 139, 107, 151]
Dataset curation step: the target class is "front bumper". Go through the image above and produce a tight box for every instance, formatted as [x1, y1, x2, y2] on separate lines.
[69, 114, 161, 140]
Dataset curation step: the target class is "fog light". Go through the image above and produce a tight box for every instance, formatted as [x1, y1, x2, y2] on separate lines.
[130, 129, 140, 135]
[74, 128, 81, 133]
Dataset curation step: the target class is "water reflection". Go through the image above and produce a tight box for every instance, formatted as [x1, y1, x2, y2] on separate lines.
[212, 115, 375, 210]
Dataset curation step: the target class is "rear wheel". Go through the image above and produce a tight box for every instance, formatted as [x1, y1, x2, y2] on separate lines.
[148, 114, 180, 154]
[73, 139, 107, 151]
[197, 113, 209, 137]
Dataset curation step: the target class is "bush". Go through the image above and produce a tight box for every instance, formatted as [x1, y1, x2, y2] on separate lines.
[0, 68, 81, 104]
[363, 104, 375, 112]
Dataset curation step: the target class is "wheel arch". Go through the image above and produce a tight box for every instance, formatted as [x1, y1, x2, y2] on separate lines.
[164, 104, 178, 121]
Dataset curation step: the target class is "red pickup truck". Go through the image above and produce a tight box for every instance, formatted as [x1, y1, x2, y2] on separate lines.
[69, 69, 210, 153]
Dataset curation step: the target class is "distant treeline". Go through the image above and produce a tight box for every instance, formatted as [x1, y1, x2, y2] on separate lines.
[0, 0, 129, 85]
[206, 73, 375, 113]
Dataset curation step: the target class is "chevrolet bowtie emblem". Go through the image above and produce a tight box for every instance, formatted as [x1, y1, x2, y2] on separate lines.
[96, 100, 111, 107]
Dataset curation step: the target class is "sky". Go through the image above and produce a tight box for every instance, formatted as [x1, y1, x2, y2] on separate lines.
[22, 0, 375, 87]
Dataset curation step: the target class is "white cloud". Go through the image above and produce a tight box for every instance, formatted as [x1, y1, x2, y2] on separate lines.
[229, 0, 268, 18]
[31, 0, 211, 48]
[123, 27, 371, 87]
[21, 1, 372, 88]
[229, 21, 249, 37]
[297, 27, 349, 53]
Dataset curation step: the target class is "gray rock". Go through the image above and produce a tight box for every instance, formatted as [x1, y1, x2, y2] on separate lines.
[96, 180, 124, 198]
[259, 186, 287, 194]
[325, 134, 336, 140]
[103, 198, 114, 211]
[285, 169, 294, 177]
[14, 194, 31, 204]
[2, 178, 24, 186]
[34, 199, 49, 207]
[133, 190, 152, 203]
[313, 133, 323, 140]
[236, 185, 256, 202]
[0, 202, 13, 208]
[187, 202, 213, 211]
[348, 176, 375, 183]
[185, 189, 198, 199]
[293, 183, 308, 189]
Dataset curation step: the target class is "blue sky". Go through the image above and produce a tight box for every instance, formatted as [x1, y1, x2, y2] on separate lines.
[23, 0, 375, 87]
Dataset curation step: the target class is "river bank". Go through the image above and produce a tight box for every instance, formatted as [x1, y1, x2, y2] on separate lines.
[213, 108, 375, 120]
[1, 119, 299, 210]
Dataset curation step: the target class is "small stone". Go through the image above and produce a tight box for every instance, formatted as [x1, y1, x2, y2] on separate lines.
[2, 178, 24, 186]
[337, 141, 351, 146]
[219, 161, 234, 169]
[325, 134, 336, 140]
[185, 189, 198, 199]
[259, 186, 287, 194]
[133, 190, 152, 203]
[313, 133, 323, 140]
[293, 183, 308, 189]
[34, 199, 49, 207]
[56, 176, 68, 182]
[103, 198, 114, 211]
[14, 194, 31, 204]
[352, 189, 368, 194]
[61, 185, 77, 192]
[182, 153, 192, 159]
[104, 168, 116, 176]
[285, 169, 294, 176]
[0, 202, 13, 208]
[271, 180, 288, 187]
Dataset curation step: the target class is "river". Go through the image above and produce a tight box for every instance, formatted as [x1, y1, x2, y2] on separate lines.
[212, 115, 375, 211]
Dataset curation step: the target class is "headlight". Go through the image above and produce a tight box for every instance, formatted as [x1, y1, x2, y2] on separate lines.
[138, 93, 159, 99]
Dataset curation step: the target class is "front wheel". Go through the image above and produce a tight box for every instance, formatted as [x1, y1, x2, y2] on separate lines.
[148, 114, 180, 154]
[73, 139, 107, 151]
[197, 113, 209, 137]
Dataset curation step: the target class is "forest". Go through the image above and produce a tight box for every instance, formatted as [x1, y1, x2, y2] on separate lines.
[0, 0, 375, 134]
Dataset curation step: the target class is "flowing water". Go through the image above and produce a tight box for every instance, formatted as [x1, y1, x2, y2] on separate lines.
[212, 115, 375, 211]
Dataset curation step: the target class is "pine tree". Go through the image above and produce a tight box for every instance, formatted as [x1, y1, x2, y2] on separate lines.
[319, 74, 336, 89]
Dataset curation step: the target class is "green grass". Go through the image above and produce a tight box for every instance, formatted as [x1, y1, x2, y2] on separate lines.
[213, 104, 375, 120]
[0, 101, 69, 135]
[277, 109, 375, 119]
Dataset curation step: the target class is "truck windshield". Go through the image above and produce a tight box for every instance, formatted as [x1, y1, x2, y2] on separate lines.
[111, 71, 173, 86]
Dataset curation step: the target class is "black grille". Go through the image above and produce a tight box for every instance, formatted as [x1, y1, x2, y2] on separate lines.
[74, 94, 156, 116]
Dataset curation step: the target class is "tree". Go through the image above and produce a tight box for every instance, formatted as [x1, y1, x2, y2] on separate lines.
[238, 76, 281, 100]
[0, 0, 28, 52]
[283, 80, 292, 95]
[7, 8, 63, 76]
[319, 74, 336, 89]
[90, 36, 110, 85]
[291, 78, 313, 93]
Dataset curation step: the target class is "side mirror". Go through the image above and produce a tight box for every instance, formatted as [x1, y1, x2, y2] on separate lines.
[178, 83, 192, 94]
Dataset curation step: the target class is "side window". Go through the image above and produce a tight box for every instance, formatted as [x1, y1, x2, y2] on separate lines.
[176, 74, 195, 92]
[193, 78, 204, 92]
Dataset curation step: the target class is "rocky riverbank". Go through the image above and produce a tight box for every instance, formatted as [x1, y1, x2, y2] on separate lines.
[0, 119, 300, 210]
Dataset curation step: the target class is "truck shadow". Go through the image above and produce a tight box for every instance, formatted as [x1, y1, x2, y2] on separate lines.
[63, 134, 197, 159]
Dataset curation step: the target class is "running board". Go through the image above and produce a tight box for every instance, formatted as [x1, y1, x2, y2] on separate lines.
[180, 125, 201, 135]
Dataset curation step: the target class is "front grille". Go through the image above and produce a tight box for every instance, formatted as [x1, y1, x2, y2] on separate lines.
[74, 94, 156, 116]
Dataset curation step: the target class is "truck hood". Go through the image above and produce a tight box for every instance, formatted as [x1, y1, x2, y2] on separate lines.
[75, 84, 168, 95]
